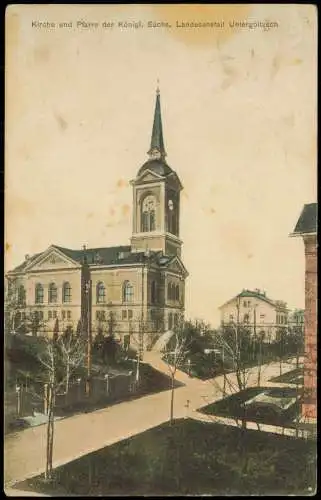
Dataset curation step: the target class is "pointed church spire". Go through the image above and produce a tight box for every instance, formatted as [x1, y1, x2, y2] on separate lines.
[148, 82, 167, 160]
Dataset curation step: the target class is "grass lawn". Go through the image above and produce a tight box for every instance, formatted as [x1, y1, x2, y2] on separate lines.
[269, 367, 304, 385]
[199, 386, 301, 428]
[16, 419, 316, 495]
[5, 362, 182, 434]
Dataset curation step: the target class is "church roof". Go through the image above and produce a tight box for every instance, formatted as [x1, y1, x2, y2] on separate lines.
[291, 203, 317, 235]
[147, 87, 166, 158]
[137, 158, 173, 177]
[55, 245, 133, 265]
[8, 245, 166, 273]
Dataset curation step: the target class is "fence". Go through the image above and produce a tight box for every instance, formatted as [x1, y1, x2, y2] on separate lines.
[7, 372, 137, 421]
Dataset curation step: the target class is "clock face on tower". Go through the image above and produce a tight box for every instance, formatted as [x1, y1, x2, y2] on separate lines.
[168, 199, 174, 211]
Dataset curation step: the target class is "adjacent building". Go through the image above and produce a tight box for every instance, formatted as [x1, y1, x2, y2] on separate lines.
[288, 308, 305, 332]
[5, 88, 189, 350]
[219, 289, 289, 342]
[290, 202, 317, 424]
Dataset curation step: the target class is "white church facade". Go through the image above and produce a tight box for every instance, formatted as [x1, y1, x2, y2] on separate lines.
[5, 88, 189, 350]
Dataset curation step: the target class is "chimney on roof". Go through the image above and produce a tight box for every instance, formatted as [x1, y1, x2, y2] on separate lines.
[25, 254, 30, 261]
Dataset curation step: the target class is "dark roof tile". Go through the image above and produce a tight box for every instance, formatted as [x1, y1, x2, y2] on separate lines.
[292, 203, 317, 235]
[9, 245, 166, 273]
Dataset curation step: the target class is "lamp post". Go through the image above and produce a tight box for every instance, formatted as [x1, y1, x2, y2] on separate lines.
[16, 384, 22, 417]
[84, 280, 92, 395]
[76, 378, 81, 402]
[104, 373, 110, 395]
[187, 358, 191, 377]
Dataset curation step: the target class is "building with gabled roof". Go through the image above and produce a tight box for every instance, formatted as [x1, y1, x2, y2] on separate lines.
[5, 88, 188, 350]
[219, 288, 289, 342]
[290, 202, 317, 425]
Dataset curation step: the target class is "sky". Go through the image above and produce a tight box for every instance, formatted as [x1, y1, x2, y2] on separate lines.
[5, 4, 317, 326]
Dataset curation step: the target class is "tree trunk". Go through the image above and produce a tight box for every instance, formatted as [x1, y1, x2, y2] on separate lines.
[65, 358, 70, 395]
[170, 374, 175, 425]
[223, 371, 227, 397]
[136, 354, 140, 384]
[45, 384, 55, 480]
[257, 343, 262, 387]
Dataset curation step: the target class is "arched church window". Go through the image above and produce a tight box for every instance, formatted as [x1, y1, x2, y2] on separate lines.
[96, 282, 106, 304]
[141, 195, 156, 232]
[167, 282, 172, 301]
[175, 285, 179, 301]
[168, 312, 173, 330]
[123, 281, 134, 303]
[48, 283, 57, 304]
[35, 284, 44, 304]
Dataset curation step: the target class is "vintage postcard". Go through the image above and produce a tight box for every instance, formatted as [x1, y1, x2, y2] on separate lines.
[4, 3, 317, 496]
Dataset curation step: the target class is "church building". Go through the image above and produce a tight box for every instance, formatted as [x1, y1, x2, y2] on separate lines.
[5, 88, 189, 350]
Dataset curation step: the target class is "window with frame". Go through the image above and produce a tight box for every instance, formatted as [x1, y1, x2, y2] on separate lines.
[96, 310, 105, 321]
[14, 312, 22, 328]
[53, 310, 57, 319]
[175, 285, 179, 301]
[48, 311, 53, 320]
[122, 310, 127, 320]
[67, 310, 72, 320]
[167, 282, 171, 300]
[151, 281, 157, 304]
[18, 285, 26, 305]
[141, 195, 156, 232]
[150, 309, 156, 321]
[123, 281, 134, 303]
[168, 312, 173, 330]
[244, 313, 250, 324]
[128, 310, 133, 320]
[48, 283, 58, 303]
[62, 310, 66, 320]
[62, 282, 72, 303]
[96, 282, 106, 304]
[38, 310, 44, 320]
[35, 284, 44, 304]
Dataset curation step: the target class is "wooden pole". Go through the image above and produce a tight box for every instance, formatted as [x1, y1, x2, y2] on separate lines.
[44, 383, 48, 415]
[16, 386, 21, 417]
[86, 281, 92, 396]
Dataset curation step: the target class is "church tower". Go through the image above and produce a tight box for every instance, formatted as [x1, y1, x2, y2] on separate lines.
[130, 87, 183, 257]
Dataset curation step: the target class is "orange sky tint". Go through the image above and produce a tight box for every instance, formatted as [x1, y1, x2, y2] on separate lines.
[5, 4, 317, 325]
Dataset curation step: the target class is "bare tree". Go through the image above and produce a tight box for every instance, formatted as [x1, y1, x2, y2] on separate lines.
[106, 310, 117, 337]
[162, 320, 189, 425]
[38, 337, 58, 480]
[213, 325, 255, 430]
[4, 279, 42, 337]
[59, 327, 87, 394]
[38, 325, 86, 480]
